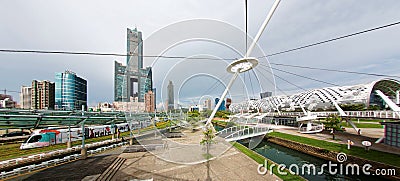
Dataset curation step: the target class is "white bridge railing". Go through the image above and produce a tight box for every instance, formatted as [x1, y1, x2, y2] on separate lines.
[262, 111, 400, 119]
[222, 126, 272, 142]
[216, 125, 247, 137]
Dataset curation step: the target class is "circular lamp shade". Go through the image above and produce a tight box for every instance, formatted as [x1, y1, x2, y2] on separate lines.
[226, 57, 258, 73]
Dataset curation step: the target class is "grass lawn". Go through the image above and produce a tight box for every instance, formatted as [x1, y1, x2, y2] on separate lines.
[340, 122, 383, 129]
[269, 132, 400, 167]
[232, 142, 305, 181]
[320, 120, 383, 129]
[349, 119, 382, 123]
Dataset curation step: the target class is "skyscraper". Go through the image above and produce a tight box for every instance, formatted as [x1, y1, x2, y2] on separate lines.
[20, 86, 32, 109]
[167, 80, 174, 110]
[55, 70, 87, 110]
[215, 98, 226, 111]
[31, 80, 55, 110]
[114, 61, 126, 102]
[127, 28, 143, 71]
[204, 99, 212, 110]
[114, 28, 152, 103]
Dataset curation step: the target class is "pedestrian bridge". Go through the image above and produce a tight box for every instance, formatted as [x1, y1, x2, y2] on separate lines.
[216, 125, 272, 142]
[243, 110, 400, 120]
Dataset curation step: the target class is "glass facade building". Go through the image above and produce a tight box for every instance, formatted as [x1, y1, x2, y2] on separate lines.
[381, 122, 400, 148]
[55, 70, 87, 110]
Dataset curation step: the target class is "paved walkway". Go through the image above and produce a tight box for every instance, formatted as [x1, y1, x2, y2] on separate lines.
[110, 129, 281, 180]
[274, 126, 400, 155]
[16, 129, 282, 181]
[112, 146, 280, 181]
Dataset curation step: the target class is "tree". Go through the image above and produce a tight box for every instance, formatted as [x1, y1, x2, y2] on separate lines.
[324, 114, 343, 140]
[339, 104, 365, 111]
[200, 126, 216, 181]
[215, 110, 231, 119]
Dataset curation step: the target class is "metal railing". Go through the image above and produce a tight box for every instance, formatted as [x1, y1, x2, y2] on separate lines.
[261, 110, 400, 119]
[224, 126, 272, 141]
[298, 125, 324, 133]
[0, 141, 128, 179]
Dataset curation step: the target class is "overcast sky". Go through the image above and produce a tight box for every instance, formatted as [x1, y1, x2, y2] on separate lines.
[1, 0, 400, 107]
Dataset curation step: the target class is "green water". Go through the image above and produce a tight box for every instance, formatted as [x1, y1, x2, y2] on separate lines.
[252, 141, 390, 181]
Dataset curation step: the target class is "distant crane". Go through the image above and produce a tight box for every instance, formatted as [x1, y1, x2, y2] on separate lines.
[0, 89, 21, 95]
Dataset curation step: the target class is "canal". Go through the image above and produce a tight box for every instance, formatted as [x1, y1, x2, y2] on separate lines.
[250, 141, 389, 181]
[214, 123, 389, 180]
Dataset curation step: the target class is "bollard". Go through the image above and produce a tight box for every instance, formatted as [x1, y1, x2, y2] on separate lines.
[67, 141, 72, 148]
[81, 147, 87, 159]
[129, 138, 133, 146]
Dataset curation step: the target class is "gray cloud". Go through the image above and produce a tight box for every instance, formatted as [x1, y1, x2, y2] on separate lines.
[1, 0, 399, 107]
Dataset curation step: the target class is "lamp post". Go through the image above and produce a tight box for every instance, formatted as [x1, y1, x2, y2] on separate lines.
[80, 118, 88, 159]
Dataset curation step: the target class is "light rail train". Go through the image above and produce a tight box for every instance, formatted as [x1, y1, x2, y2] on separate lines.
[20, 123, 131, 149]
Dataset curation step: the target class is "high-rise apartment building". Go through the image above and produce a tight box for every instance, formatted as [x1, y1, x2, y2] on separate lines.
[167, 80, 174, 111]
[20, 86, 32, 109]
[114, 28, 153, 103]
[55, 70, 87, 110]
[145, 90, 155, 113]
[31, 80, 55, 110]
[226, 98, 232, 110]
[204, 99, 212, 110]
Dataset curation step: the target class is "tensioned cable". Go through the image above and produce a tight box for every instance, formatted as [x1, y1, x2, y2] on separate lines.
[256, 65, 307, 92]
[259, 63, 340, 87]
[2, 48, 398, 79]
[0, 21, 398, 59]
[258, 21, 400, 58]
[268, 62, 400, 79]
[253, 67, 289, 96]
[0, 21, 399, 79]
[247, 70, 256, 99]
[200, 73, 231, 97]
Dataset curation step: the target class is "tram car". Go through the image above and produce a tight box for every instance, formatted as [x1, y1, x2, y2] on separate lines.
[20, 123, 129, 149]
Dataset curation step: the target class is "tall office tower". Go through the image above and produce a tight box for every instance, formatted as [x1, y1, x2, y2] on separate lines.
[114, 61, 126, 102]
[55, 70, 87, 110]
[167, 80, 174, 111]
[20, 86, 32, 109]
[31, 80, 55, 110]
[114, 28, 152, 103]
[127, 28, 143, 71]
[215, 98, 226, 111]
[204, 99, 212, 110]
[152, 88, 157, 111]
[145, 90, 155, 113]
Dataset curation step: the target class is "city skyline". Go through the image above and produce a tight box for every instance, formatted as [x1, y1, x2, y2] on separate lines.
[1, 1, 400, 107]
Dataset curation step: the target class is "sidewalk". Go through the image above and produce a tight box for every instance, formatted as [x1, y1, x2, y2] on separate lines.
[112, 145, 281, 181]
[275, 126, 400, 155]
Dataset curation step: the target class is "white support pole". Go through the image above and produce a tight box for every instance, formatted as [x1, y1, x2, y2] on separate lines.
[206, 71, 240, 127]
[396, 90, 399, 105]
[245, 0, 281, 57]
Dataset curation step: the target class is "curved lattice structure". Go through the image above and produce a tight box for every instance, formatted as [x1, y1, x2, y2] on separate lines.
[230, 78, 400, 113]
